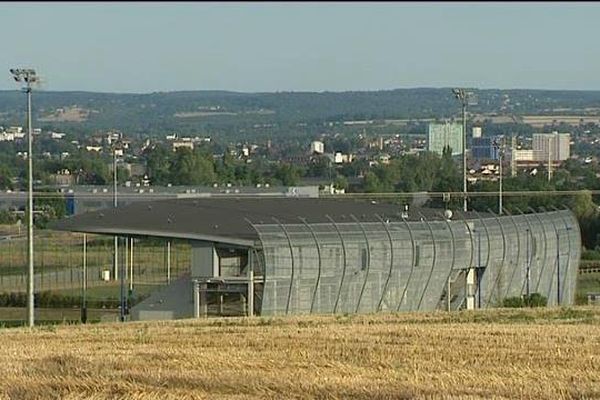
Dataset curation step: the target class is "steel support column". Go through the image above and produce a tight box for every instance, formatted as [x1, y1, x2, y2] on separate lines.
[350, 214, 372, 313]
[501, 208, 523, 301]
[460, 213, 478, 308]
[515, 207, 536, 297]
[375, 214, 395, 312]
[299, 217, 322, 314]
[540, 207, 561, 305]
[473, 211, 492, 272]
[327, 215, 348, 314]
[441, 214, 458, 310]
[416, 213, 438, 311]
[397, 216, 417, 311]
[272, 217, 295, 315]
[529, 207, 549, 294]
[248, 249, 254, 317]
[484, 209, 508, 308]
[552, 207, 574, 305]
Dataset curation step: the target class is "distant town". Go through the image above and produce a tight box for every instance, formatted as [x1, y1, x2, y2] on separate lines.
[0, 114, 592, 193]
[0, 88, 600, 238]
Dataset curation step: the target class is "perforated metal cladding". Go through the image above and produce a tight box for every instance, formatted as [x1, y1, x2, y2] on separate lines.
[254, 210, 580, 316]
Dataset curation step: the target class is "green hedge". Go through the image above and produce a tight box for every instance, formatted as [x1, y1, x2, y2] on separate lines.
[0, 291, 149, 309]
[581, 249, 600, 260]
[502, 293, 548, 308]
[0, 210, 17, 224]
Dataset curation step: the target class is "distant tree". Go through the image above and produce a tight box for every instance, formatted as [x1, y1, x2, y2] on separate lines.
[274, 163, 302, 186]
[0, 164, 14, 190]
[434, 146, 461, 191]
[306, 155, 331, 178]
[363, 171, 383, 193]
[570, 190, 597, 219]
[169, 148, 216, 185]
[216, 148, 236, 184]
[333, 175, 349, 191]
[145, 145, 172, 185]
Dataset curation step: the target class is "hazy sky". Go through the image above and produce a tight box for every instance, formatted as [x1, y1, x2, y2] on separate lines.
[1, 2, 599, 93]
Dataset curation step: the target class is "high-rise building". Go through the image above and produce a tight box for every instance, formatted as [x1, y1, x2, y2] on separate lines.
[427, 122, 463, 156]
[472, 136, 501, 160]
[532, 132, 570, 162]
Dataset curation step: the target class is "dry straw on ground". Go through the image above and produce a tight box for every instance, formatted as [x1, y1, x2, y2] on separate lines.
[1, 307, 599, 399]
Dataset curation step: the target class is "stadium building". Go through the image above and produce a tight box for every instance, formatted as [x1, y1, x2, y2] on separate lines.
[51, 198, 581, 320]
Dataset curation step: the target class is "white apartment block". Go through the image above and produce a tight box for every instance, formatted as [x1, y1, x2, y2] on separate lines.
[513, 149, 536, 161]
[428, 122, 463, 156]
[172, 141, 194, 151]
[310, 140, 325, 154]
[532, 132, 570, 162]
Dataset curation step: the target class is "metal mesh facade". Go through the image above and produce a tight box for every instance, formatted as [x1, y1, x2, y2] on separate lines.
[254, 209, 580, 316]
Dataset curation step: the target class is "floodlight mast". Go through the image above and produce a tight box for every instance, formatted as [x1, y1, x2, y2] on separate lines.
[453, 88, 470, 212]
[10, 68, 38, 328]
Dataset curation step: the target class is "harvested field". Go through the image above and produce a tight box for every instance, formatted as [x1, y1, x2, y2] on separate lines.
[1, 307, 600, 399]
[38, 107, 93, 122]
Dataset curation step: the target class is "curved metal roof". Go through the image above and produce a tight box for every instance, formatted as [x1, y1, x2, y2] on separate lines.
[50, 197, 489, 245]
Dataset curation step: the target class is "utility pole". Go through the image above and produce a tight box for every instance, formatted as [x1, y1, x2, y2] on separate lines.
[112, 143, 127, 322]
[10, 68, 38, 328]
[453, 89, 472, 212]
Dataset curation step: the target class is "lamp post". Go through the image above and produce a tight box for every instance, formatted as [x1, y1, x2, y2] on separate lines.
[453, 89, 471, 212]
[113, 146, 118, 281]
[10, 68, 38, 328]
[112, 144, 127, 322]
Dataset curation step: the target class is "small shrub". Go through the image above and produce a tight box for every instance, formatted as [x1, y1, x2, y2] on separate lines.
[0, 210, 16, 224]
[524, 293, 547, 307]
[581, 249, 600, 260]
[502, 296, 524, 308]
[503, 293, 547, 308]
[575, 293, 590, 305]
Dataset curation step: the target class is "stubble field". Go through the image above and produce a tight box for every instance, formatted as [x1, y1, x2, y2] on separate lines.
[0, 307, 599, 399]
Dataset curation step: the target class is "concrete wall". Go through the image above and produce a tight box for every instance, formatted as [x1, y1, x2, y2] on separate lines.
[130, 276, 194, 321]
[191, 241, 218, 277]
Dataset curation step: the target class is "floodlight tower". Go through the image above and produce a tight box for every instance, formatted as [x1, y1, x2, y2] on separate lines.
[452, 88, 471, 212]
[10, 68, 38, 328]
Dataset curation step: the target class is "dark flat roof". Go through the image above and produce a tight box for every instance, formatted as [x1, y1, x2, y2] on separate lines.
[50, 198, 490, 245]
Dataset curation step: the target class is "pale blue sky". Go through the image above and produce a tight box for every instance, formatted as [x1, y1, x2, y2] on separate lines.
[1, 2, 599, 93]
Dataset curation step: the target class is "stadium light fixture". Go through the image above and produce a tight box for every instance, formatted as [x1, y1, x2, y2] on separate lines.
[453, 88, 472, 213]
[10, 67, 39, 328]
